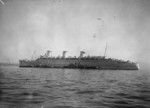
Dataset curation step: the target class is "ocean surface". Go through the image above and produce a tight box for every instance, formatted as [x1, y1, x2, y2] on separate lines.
[0, 66, 150, 108]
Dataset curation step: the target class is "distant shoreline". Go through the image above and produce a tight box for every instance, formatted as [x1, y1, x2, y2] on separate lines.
[0, 63, 18, 66]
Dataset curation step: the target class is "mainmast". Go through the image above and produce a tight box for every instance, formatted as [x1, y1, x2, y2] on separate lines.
[104, 43, 108, 57]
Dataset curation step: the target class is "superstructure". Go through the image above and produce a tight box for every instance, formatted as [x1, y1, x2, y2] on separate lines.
[19, 50, 139, 70]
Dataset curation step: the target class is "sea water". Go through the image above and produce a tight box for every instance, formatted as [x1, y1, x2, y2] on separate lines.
[0, 66, 150, 108]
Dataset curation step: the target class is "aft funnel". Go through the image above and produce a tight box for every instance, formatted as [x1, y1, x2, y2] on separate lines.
[79, 51, 85, 58]
[62, 51, 67, 58]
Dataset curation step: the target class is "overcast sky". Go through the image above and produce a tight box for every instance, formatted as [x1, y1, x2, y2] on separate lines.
[0, 0, 150, 63]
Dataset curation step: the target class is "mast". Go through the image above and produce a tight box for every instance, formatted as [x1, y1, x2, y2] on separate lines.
[104, 43, 108, 57]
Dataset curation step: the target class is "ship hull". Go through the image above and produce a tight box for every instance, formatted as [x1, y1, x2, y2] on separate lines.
[19, 59, 139, 70]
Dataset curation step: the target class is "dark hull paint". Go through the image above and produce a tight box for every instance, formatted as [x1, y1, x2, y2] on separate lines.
[19, 59, 139, 70]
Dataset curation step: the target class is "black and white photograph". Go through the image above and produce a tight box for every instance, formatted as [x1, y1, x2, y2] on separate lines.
[0, 0, 150, 108]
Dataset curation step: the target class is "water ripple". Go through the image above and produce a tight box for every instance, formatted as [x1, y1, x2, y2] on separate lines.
[0, 66, 150, 108]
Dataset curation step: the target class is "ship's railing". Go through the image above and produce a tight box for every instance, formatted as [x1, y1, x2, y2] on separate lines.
[36, 56, 109, 60]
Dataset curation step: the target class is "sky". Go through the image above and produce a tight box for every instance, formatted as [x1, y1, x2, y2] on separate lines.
[0, 0, 150, 63]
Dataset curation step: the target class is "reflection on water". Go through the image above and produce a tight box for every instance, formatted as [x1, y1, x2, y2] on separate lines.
[0, 66, 150, 108]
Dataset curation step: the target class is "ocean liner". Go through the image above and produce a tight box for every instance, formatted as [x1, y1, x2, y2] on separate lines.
[19, 50, 139, 70]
